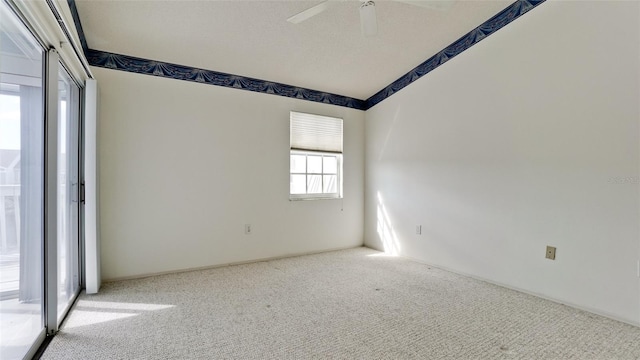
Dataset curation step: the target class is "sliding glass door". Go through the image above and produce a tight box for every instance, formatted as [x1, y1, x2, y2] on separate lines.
[0, 2, 45, 359]
[0, 2, 84, 359]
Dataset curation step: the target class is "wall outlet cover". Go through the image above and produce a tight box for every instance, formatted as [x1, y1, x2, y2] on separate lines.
[546, 246, 556, 260]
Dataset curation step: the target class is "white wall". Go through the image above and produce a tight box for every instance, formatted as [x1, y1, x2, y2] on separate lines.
[93, 66, 364, 280]
[364, 1, 640, 325]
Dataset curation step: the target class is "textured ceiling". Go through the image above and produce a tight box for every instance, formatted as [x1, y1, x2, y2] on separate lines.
[74, 0, 512, 100]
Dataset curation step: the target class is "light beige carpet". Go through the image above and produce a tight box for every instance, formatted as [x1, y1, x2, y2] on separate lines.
[41, 247, 640, 359]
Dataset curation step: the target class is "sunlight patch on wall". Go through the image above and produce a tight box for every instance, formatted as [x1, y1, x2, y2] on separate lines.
[376, 192, 401, 256]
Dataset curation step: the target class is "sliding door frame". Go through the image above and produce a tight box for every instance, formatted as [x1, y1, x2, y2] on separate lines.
[40, 47, 86, 339]
[43, 48, 59, 335]
[54, 62, 83, 327]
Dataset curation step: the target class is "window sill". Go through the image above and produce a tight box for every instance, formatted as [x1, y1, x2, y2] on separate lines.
[289, 196, 343, 201]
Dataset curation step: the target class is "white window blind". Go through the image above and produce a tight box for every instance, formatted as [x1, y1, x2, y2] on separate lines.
[290, 111, 343, 153]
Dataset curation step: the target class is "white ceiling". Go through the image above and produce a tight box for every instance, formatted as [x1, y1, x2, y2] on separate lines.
[74, 0, 513, 100]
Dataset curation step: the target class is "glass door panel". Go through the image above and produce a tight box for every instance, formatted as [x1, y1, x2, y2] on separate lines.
[0, 2, 45, 359]
[56, 68, 79, 322]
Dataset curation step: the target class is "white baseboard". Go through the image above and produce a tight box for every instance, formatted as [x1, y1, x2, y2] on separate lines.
[394, 252, 640, 328]
[101, 245, 364, 283]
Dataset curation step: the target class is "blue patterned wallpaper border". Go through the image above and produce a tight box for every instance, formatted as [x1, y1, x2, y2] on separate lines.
[69, 0, 545, 111]
[85, 49, 367, 110]
[365, 0, 545, 109]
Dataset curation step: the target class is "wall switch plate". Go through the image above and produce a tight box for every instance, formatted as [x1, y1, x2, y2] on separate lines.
[545, 246, 556, 260]
[416, 225, 422, 235]
[244, 224, 251, 235]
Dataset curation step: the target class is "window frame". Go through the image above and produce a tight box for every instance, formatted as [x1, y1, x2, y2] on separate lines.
[289, 149, 343, 201]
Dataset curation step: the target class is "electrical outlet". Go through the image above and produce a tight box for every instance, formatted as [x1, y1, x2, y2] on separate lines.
[545, 246, 556, 260]
[416, 225, 422, 235]
[244, 224, 252, 235]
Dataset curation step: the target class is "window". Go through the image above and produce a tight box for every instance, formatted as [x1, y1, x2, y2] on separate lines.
[290, 111, 343, 200]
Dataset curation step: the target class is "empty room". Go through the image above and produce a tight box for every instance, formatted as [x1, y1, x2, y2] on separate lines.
[1, 0, 640, 359]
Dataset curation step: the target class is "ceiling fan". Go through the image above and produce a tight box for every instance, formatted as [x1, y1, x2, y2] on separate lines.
[287, 0, 455, 37]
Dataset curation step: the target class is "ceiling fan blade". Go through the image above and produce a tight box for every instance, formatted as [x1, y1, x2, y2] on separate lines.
[287, 1, 331, 24]
[392, 0, 455, 11]
[360, 1, 378, 37]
